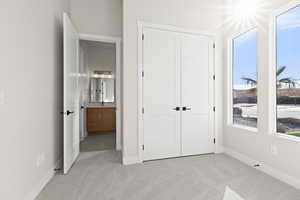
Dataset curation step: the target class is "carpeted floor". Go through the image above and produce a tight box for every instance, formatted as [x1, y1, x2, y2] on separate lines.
[80, 133, 115, 152]
[36, 151, 300, 200]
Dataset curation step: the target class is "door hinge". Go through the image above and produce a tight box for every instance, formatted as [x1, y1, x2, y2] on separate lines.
[142, 145, 145, 150]
[214, 138, 216, 144]
[142, 34, 144, 40]
[142, 108, 145, 114]
[213, 75, 215, 80]
[142, 71, 144, 77]
[213, 107, 216, 112]
[213, 43, 216, 48]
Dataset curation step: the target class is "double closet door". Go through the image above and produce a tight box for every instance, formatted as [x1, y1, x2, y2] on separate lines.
[143, 27, 215, 161]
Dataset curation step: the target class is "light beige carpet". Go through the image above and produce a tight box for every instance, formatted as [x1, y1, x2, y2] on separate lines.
[223, 187, 245, 200]
[37, 151, 300, 200]
[80, 133, 115, 152]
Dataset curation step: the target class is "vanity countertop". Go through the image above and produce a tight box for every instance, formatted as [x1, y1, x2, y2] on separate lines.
[86, 102, 116, 108]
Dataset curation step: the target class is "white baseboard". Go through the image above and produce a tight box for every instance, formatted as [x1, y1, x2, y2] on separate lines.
[224, 147, 300, 191]
[24, 158, 61, 200]
[80, 134, 87, 142]
[122, 156, 141, 165]
[224, 147, 258, 166]
[215, 145, 224, 154]
[116, 143, 122, 151]
[24, 168, 54, 200]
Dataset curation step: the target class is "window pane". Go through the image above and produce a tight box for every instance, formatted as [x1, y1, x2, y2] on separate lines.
[276, 6, 300, 137]
[232, 29, 258, 128]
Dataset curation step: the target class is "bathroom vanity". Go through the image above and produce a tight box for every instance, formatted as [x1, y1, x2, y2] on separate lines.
[86, 103, 116, 134]
[86, 71, 116, 134]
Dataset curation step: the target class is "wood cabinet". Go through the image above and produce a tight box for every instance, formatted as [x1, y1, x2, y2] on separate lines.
[86, 108, 116, 134]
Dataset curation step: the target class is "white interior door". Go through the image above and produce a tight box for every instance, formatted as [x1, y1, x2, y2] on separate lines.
[181, 34, 214, 156]
[143, 28, 181, 161]
[63, 13, 80, 174]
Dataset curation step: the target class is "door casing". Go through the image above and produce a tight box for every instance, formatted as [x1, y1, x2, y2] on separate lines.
[63, 16, 123, 173]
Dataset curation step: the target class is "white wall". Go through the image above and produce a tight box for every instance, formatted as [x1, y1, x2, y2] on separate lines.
[70, 0, 122, 37]
[123, 0, 226, 162]
[79, 42, 90, 140]
[0, 0, 69, 199]
[223, 0, 300, 184]
[79, 42, 90, 104]
[86, 42, 116, 73]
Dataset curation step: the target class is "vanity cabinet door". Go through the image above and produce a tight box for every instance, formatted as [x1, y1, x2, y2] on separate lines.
[86, 108, 100, 133]
[99, 108, 116, 132]
[86, 108, 116, 133]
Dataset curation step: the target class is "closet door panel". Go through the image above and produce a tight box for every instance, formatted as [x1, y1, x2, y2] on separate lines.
[143, 28, 181, 161]
[181, 34, 214, 156]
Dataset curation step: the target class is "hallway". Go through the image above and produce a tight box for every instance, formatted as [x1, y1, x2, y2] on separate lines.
[80, 134, 116, 152]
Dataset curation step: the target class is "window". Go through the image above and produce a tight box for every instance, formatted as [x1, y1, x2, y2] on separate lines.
[232, 29, 258, 128]
[276, 5, 300, 137]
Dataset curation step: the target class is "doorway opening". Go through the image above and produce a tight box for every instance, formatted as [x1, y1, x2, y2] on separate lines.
[78, 35, 122, 154]
[63, 14, 122, 173]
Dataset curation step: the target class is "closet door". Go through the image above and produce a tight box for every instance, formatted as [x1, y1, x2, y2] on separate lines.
[181, 34, 214, 156]
[143, 28, 181, 161]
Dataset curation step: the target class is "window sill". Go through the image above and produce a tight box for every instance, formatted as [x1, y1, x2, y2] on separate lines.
[275, 132, 300, 142]
[229, 124, 258, 133]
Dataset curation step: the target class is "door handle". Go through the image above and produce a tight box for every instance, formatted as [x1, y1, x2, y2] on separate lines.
[173, 107, 181, 111]
[182, 107, 191, 111]
[60, 110, 74, 115]
[61, 110, 74, 115]
[66, 110, 74, 115]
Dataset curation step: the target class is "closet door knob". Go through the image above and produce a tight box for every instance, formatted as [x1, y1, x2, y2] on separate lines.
[173, 107, 180, 111]
[182, 107, 191, 111]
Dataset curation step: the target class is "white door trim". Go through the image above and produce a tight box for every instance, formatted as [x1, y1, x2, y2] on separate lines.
[137, 21, 217, 162]
[268, 0, 300, 142]
[79, 33, 122, 151]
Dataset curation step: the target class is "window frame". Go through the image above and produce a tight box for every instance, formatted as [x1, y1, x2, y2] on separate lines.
[269, 0, 300, 141]
[228, 27, 259, 132]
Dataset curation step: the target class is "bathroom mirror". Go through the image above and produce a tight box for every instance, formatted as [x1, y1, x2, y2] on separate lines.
[90, 71, 115, 103]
